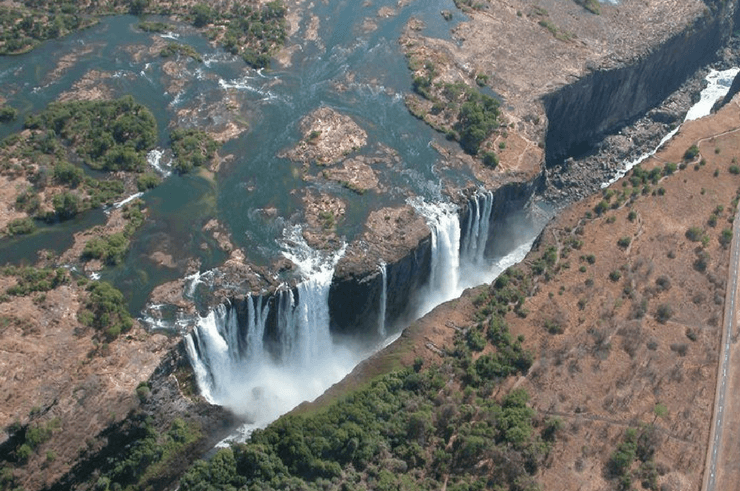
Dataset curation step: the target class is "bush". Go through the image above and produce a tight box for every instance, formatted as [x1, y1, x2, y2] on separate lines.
[79, 281, 133, 340]
[6, 217, 36, 236]
[655, 304, 672, 323]
[684, 145, 699, 161]
[481, 151, 499, 168]
[52, 191, 80, 220]
[170, 129, 220, 173]
[662, 162, 677, 175]
[720, 228, 733, 248]
[730, 165, 740, 175]
[0, 105, 17, 123]
[455, 91, 500, 155]
[136, 172, 161, 191]
[685, 226, 704, 242]
[82, 233, 129, 266]
[609, 270, 622, 282]
[617, 237, 631, 249]
[191, 3, 215, 27]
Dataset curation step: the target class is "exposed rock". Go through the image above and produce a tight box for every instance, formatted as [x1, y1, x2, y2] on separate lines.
[300, 191, 347, 250]
[280, 107, 367, 166]
[57, 70, 115, 102]
[320, 158, 379, 194]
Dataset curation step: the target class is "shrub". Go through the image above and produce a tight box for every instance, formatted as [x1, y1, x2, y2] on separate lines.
[730, 165, 740, 175]
[481, 151, 499, 168]
[609, 270, 622, 282]
[82, 233, 129, 266]
[684, 145, 699, 160]
[6, 217, 35, 236]
[170, 128, 220, 173]
[0, 105, 17, 123]
[617, 237, 631, 249]
[79, 281, 133, 340]
[655, 304, 672, 323]
[694, 251, 710, 272]
[685, 226, 704, 242]
[720, 228, 733, 248]
[136, 172, 161, 191]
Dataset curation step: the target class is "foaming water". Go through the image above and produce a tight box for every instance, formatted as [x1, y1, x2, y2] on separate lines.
[378, 262, 387, 338]
[146, 149, 172, 177]
[410, 192, 543, 317]
[604, 67, 739, 187]
[185, 230, 362, 437]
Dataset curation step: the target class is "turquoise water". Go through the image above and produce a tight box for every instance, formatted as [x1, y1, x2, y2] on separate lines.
[0, 1, 478, 313]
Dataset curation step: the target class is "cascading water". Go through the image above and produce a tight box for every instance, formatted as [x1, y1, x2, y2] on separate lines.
[461, 191, 494, 266]
[185, 230, 360, 434]
[411, 192, 543, 318]
[378, 262, 387, 338]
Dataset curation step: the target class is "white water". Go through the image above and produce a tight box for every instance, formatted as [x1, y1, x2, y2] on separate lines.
[603, 67, 740, 187]
[146, 149, 172, 177]
[411, 192, 540, 317]
[185, 230, 361, 438]
[112, 192, 143, 209]
[378, 262, 387, 338]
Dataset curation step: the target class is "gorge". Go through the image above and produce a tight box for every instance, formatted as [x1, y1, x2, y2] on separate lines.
[2, 0, 740, 489]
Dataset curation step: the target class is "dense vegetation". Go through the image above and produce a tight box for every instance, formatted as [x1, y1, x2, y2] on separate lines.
[0, 265, 68, 299]
[170, 129, 220, 173]
[178, 373, 550, 490]
[0, 97, 157, 229]
[82, 200, 146, 266]
[77, 280, 134, 341]
[190, 1, 287, 68]
[0, 0, 287, 67]
[25, 96, 157, 172]
[408, 62, 502, 159]
[0, 4, 94, 54]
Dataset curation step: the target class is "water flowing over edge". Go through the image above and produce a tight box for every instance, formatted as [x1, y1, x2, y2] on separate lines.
[184, 229, 362, 440]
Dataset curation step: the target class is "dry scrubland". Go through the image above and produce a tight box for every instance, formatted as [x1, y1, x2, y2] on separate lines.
[508, 99, 740, 489]
[369, 98, 740, 491]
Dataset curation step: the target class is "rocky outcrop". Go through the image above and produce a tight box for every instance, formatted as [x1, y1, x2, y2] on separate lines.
[723, 70, 740, 106]
[543, 1, 738, 166]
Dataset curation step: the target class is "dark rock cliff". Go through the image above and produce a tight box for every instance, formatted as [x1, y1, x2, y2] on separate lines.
[543, 0, 738, 166]
[328, 176, 543, 339]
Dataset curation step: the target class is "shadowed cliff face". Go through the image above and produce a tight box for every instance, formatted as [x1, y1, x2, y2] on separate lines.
[327, 178, 543, 339]
[543, 0, 736, 166]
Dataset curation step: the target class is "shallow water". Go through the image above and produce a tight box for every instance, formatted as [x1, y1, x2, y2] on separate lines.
[0, 2, 476, 312]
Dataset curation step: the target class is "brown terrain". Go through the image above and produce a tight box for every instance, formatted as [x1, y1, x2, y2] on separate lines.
[317, 93, 740, 490]
[0, 281, 175, 490]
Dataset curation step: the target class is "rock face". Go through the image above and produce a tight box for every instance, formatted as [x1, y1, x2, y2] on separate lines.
[543, 1, 737, 165]
[328, 177, 543, 338]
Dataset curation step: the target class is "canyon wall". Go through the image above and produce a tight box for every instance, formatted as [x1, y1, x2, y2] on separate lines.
[543, 0, 738, 165]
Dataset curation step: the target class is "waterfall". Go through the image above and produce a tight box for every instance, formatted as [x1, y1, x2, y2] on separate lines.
[461, 191, 494, 266]
[184, 231, 359, 433]
[378, 262, 387, 338]
[411, 199, 461, 315]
